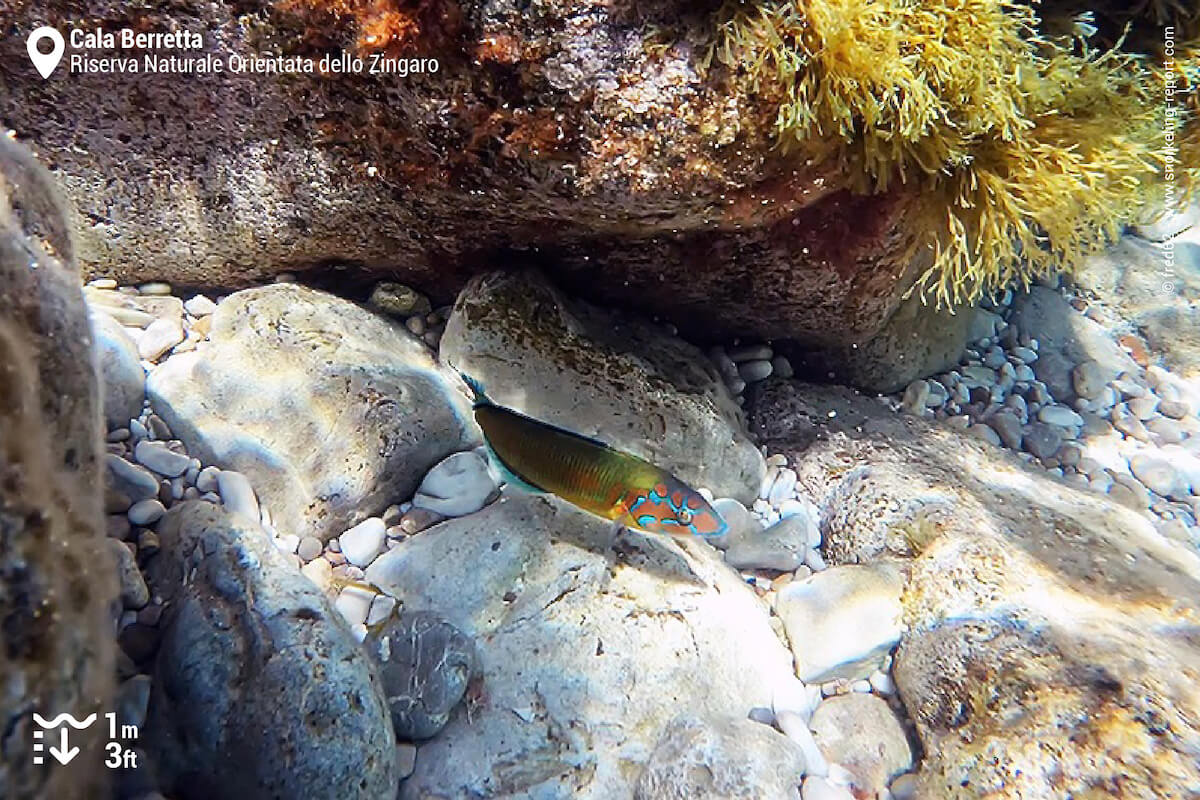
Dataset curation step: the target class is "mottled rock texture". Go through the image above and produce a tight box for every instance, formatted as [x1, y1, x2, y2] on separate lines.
[146, 502, 398, 800]
[0, 136, 115, 800]
[147, 284, 479, 541]
[440, 269, 764, 503]
[749, 379, 1200, 798]
[0, 0, 927, 359]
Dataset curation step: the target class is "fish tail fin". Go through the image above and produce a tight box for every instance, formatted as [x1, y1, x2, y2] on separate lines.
[459, 371, 490, 406]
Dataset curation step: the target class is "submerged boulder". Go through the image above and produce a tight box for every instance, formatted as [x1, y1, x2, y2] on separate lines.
[0, 136, 116, 800]
[364, 491, 798, 798]
[145, 502, 398, 800]
[440, 269, 764, 503]
[147, 284, 479, 541]
[749, 379, 1200, 798]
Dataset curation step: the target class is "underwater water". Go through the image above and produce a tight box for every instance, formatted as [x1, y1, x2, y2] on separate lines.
[1, 1, 1199, 799]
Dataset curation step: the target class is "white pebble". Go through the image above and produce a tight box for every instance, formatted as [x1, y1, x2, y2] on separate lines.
[805, 548, 827, 571]
[183, 295, 217, 316]
[216, 470, 260, 522]
[768, 468, 798, 507]
[196, 466, 220, 493]
[275, 534, 300, 554]
[737, 359, 773, 383]
[334, 585, 376, 628]
[367, 594, 397, 626]
[801, 776, 854, 800]
[890, 774, 918, 800]
[340, 518, 386, 567]
[869, 669, 895, 695]
[850, 679, 872, 693]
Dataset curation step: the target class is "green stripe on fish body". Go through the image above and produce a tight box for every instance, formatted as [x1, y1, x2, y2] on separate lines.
[461, 373, 728, 537]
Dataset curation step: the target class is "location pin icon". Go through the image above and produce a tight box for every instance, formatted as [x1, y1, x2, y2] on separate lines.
[27, 27, 65, 79]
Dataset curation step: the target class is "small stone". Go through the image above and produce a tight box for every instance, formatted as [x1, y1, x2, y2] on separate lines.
[107, 514, 133, 541]
[987, 412, 1023, 450]
[367, 594, 398, 627]
[396, 743, 417, 780]
[412, 451, 498, 517]
[275, 534, 300, 554]
[105, 538, 149, 609]
[116, 675, 153, 730]
[1109, 476, 1152, 510]
[195, 466, 220, 493]
[982, 347, 1006, 369]
[300, 557, 334, 593]
[868, 669, 895, 695]
[340, 518, 387, 567]
[801, 776, 855, 800]
[105, 455, 160, 502]
[137, 316, 185, 361]
[724, 514, 810, 571]
[118, 623, 159, 663]
[737, 359, 773, 383]
[405, 315, 426, 336]
[767, 467, 798, 507]
[147, 414, 172, 440]
[1010, 345, 1038, 363]
[1130, 454, 1190, 499]
[364, 611, 476, 740]
[216, 470, 260, 521]
[137, 530, 160, 558]
[138, 281, 173, 296]
[775, 564, 904, 683]
[297, 536, 323, 562]
[334, 584, 377, 628]
[776, 710, 828, 778]
[810, 694, 913, 797]
[400, 507, 445, 535]
[382, 504, 404, 528]
[805, 548, 827, 571]
[1113, 404, 1151, 441]
[1127, 395, 1160, 421]
[183, 294, 217, 316]
[127, 499, 166, 526]
[901, 380, 930, 414]
[970, 424, 1002, 446]
[370, 282, 431, 317]
[1023, 422, 1063, 460]
[133, 440, 190, 478]
[890, 773, 918, 800]
[771, 355, 795, 379]
[1159, 399, 1190, 419]
[1037, 405, 1084, 429]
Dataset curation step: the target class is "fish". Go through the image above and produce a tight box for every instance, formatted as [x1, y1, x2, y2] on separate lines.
[460, 373, 728, 538]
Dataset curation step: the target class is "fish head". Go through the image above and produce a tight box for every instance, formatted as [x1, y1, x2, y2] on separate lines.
[625, 478, 728, 537]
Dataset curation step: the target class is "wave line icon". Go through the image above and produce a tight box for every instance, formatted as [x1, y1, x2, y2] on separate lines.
[32, 713, 97, 729]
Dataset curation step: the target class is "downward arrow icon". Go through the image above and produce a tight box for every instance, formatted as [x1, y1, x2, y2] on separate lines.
[48, 727, 79, 765]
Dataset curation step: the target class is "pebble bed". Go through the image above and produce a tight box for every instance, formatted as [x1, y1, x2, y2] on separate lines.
[90, 273, 921, 799]
[92, 261, 1200, 798]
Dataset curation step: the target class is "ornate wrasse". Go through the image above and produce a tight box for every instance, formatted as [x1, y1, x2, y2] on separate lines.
[460, 374, 727, 537]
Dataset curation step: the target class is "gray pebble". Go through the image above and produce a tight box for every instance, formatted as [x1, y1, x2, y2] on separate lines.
[1037, 405, 1084, 429]
[1010, 345, 1038, 363]
[133, 440, 190, 478]
[106, 539, 149, 609]
[106, 455, 161, 502]
[988, 413, 1023, 450]
[128, 499, 166, 526]
[129, 418, 150, 441]
[727, 344, 774, 362]
[1023, 422, 1063, 460]
[1071, 361, 1107, 399]
[901, 380, 930, 414]
[196, 466, 220, 493]
[970, 424, 1002, 446]
[1109, 476, 1152, 510]
[1113, 405, 1151, 441]
[771, 355, 795, 379]
[1112, 378, 1146, 399]
[738, 359, 774, 383]
[297, 536, 323, 562]
[983, 348, 1007, 369]
[1159, 399, 1190, 420]
[405, 316, 426, 336]
[1146, 417, 1185, 444]
[1127, 396, 1160, 421]
[1130, 455, 1190, 499]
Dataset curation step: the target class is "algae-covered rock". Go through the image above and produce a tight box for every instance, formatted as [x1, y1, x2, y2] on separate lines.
[749, 379, 1200, 798]
[0, 136, 115, 800]
[145, 502, 398, 800]
[440, 270, 765, 504]
[147, 284, 479, 541]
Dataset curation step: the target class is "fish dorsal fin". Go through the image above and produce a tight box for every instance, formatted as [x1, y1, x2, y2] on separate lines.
[459, 371, 491, 407]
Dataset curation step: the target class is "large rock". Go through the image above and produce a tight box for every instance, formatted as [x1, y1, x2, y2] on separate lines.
[89, 309, 146, 430]
[749, 379, 1200, 798]
[147, 284, 479, 541]
[634, 714, 806, 799]
[1, 3, 930, 354]
[0, 135, 116, 799]
[364, 492, 799, 798]
[789, 292, 971, 393]
[145, 502, 398, 800]
[440, 270, 764, 503]
[809, 694, 912, 798]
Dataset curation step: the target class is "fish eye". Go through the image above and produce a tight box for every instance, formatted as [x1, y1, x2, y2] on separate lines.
[678, 509, 693, 525]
